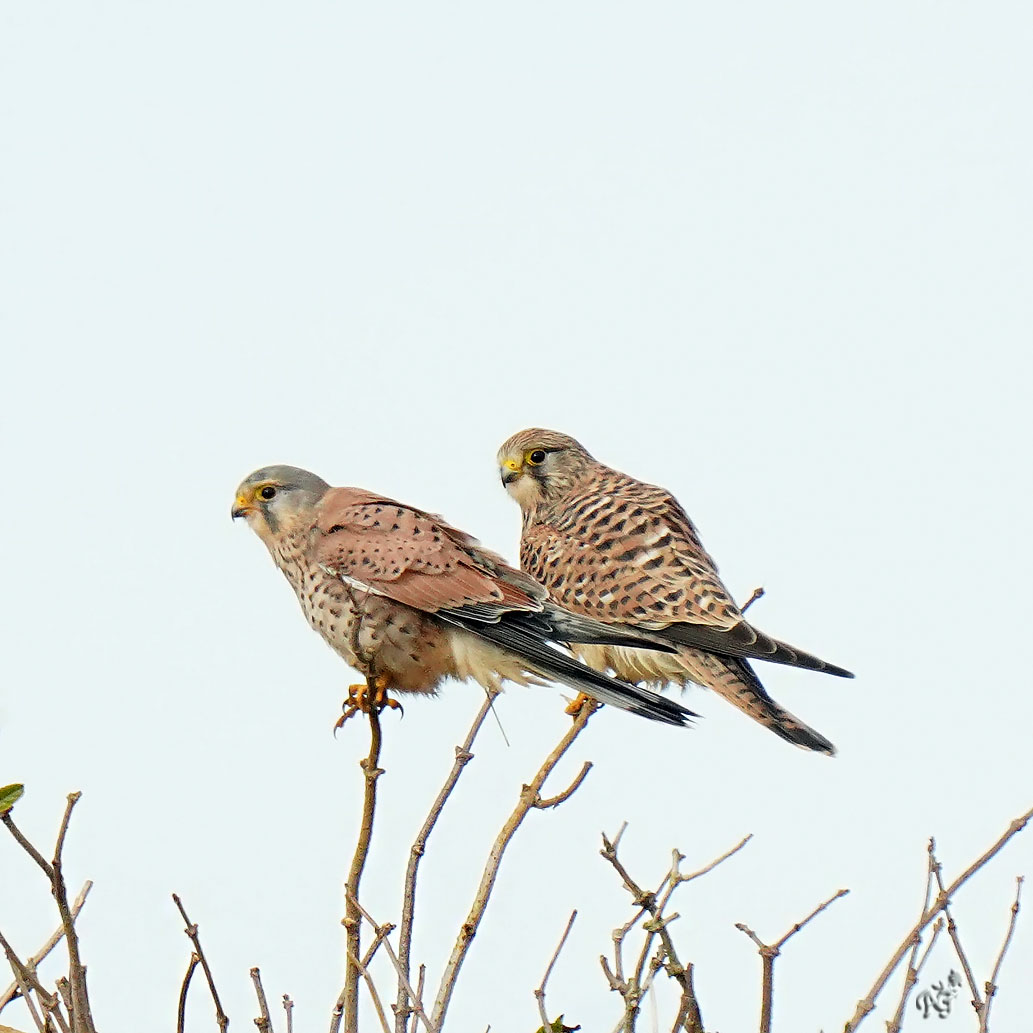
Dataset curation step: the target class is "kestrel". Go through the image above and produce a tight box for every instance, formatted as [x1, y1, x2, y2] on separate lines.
[232, 465, 696, 726]
[496, 430, 853, 754]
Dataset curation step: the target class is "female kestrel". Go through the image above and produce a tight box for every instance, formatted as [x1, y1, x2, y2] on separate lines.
[496, 431, 853, 754]
[232, 465, 695, 726]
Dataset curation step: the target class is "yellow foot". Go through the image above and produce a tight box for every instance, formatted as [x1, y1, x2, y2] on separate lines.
[334, 675, 404, 732]
[564, 692, 600, 718]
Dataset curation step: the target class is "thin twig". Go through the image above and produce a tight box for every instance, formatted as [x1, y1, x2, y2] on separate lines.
[845, 802, 1033, 1031]
[535, 911, 578, 1029]
[0, 883, 92, 1010]
[736, 888, 848, 1033]
[49, 795, 94, 1033]
[600, 828, 744, 1033]
[535, 764, 592, 810]
[409, 966, 425, 1033]
[172, 894, 229, 1033]
[929, 837, 982, 1016]
[345, 948, 392, 1033]
[394, 691, 498, 1033]
[343, 702, 385, 1033]
[739, 587, 765, 613]
[980, 876, 1023, 1033]
[176, 954, 199, 1033]
[350, 898, 435, 1033]
[251, 967, 274, 1033]
[282, 995, 294, 1033]
[430, 701, 596, 1030]
[0, 930, 46, 1033]
[887, 842, 936, 1033]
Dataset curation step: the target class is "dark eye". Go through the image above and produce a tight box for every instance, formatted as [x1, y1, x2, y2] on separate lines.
[528, 450, 547, 466]
[259, 485, 277, 500]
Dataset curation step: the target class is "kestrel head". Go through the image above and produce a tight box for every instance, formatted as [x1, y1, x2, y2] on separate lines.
[231, 465, 330, 542]
[496, 428, 594, 509]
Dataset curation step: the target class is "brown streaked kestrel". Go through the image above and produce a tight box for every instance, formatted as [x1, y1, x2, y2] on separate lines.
[232, 465, 696, 726]
[496, 430, 853, 755]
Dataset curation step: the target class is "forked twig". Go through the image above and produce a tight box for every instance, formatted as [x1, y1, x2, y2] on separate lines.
[430, 701, 597, 1029]
[535, 910, 578, 1029]
[735, 888, 848, 1033]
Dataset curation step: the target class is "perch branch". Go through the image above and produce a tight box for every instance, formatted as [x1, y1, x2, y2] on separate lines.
[430, 700, 597, 1030]
[343, 702, 385, 1033]
[929, 837, 982, 1015]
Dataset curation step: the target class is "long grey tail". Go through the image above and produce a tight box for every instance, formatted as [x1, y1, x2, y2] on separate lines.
[441, 611, 696, 727]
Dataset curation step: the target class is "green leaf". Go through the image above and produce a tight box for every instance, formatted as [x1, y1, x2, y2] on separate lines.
[0, 783, 25, 815]
[535, 1017, 580, 1033]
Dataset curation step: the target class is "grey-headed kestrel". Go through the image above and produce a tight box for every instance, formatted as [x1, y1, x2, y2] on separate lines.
[496, 431, 853, 754]
[232, 465, 696, 726]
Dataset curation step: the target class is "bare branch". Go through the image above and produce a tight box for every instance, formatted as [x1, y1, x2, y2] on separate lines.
[535, 910, 578, 1030]
[282, 995, 294, 1033]
[251, 967, 274, 1033]
[845, 801, 1033, 1031]
[172, 893, 229, 1033]
[343, 702, 385, 1033]
[176, 954, 199, 1033]
[0, 883, 92, 1011]
[431, 701, 596, 1030]
[980, 875, 1023, 1033]
[50, 795, 94, 1033]
[739, 586, 765, 613]
[394, 690, 498, 1033]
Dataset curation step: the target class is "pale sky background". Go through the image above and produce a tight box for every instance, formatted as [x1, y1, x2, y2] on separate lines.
[2, 3, 1032, 1031]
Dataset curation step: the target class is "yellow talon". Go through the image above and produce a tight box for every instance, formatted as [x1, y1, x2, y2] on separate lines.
[334, 675, 403, 733]
[564, 692, 598, 717]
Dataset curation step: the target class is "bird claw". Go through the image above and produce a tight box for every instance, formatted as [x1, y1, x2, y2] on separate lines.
[564, 692, 600, 718]
[333, 676, 404, 734]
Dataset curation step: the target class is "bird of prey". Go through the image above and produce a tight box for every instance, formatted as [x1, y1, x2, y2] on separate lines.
[231, 465, 695, 727]
[496, 430, 852, 755]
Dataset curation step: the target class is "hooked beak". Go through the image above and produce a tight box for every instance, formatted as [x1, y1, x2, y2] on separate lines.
[231, 495, 252, 520]
[500, 457, 523, 486]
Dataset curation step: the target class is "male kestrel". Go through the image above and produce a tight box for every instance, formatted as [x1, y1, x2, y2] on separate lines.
[496, 430, 853, 754]
[232, 465, 695, 726]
